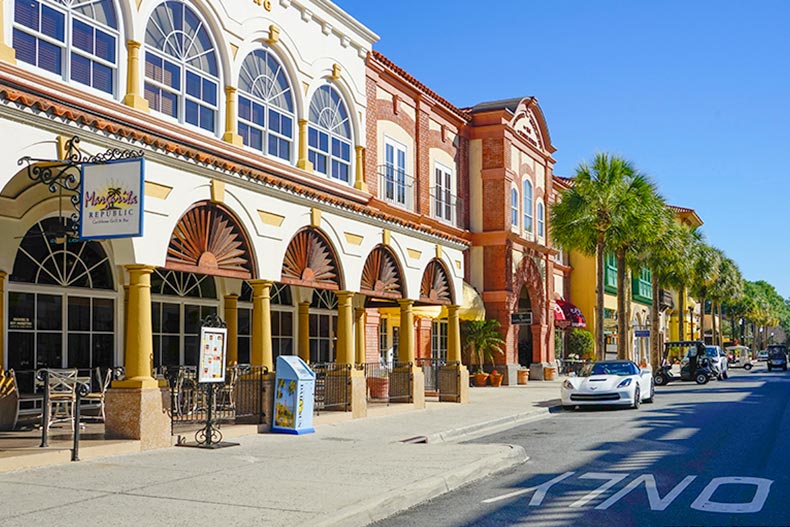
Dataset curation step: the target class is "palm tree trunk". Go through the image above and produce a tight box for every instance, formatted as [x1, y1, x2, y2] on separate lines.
[677, 287, 685, 340]
[617, 248, 628, 360]
[596, 236, 606, 360]
[718, 304, 725, 346]
[699, 293, 706, 343]
[650, 273, 661, 371]
[712, 302, 719, 346]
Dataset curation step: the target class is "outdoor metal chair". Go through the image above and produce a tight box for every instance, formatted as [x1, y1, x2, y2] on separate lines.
[43, 368, 79, 430]
[82, 367, 112, 422]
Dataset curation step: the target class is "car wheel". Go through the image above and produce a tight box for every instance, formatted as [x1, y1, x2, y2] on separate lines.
[654, 374, 667, 386]
[745, 363, 753, 370]
[644, 382, 655, 403]
[632, 387, 641, 409]
[768, 365, 772, 372]
[722, 370, 728, 380]
[695, 373, 709, 385]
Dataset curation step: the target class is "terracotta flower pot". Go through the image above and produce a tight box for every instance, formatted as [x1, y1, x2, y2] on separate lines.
[367, 377, 389, 399]
[517, 369, 529, 385]
[490, 373, 503, 387]
[473, 372, 489, 387]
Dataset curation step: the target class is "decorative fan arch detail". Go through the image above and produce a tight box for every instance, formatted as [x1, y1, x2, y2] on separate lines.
[166, 203, 254, 280]
[361, 246, 403, 299]
[281, 228, 340, 290]
[420, 259, 453, 305]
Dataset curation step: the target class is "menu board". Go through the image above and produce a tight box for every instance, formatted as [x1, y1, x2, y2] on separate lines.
[198, 327, 227, 383]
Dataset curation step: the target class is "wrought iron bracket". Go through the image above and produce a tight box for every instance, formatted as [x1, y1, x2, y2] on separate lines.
[17, 136, 144, 237]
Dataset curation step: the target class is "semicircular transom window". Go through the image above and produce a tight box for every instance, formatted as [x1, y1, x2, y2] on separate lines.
[11, 217, 114, 289]
[308, 85, 352, 183]
[281, 229, 340, 290]
[13, 0, 119, 94]
[151, 268, 216, 298]
[166, 204, 254, 280]
[361, 246, 402, 299]
[420, 260, 452, 305]
[144, 0, 218, 131]
[238, 48, 294, 161]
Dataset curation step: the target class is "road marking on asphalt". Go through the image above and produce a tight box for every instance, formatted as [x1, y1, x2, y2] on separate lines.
[690, 477, 773, 513]
[569, 473, 628, 508]
[657, 427, 698, 441]
[482, 473, 774, 514]
[481, 472, 574, 505]
[595, 475, 697, 510]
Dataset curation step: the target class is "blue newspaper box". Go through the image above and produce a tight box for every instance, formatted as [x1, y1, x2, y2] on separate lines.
[272, 356, 316, 435]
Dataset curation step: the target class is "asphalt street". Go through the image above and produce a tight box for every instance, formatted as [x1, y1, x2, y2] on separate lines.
[373, 366, 790, 527]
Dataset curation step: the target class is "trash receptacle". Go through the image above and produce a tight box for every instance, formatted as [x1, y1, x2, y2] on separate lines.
[543, 367, 556, 381]
[272, 356, 315, 435]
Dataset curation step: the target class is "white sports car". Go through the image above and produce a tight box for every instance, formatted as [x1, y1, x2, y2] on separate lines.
[560, 360, 654, 409]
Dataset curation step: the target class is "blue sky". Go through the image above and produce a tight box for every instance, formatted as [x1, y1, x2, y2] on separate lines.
[336, 0, 790, 297]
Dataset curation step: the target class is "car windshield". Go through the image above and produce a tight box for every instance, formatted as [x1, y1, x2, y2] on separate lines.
[704, 348, 719, 358]
[581, 362, 636, 377]
[769, 350, 785, 359]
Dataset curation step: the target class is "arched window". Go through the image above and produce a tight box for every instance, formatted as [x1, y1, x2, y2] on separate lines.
[238, 48, 294, 161]
[151, 269, 218, 368]
[13, 0, 119, 94]
[537, 200, 545, 238]
[308, 85, 352, 183]
[522, 180, 533, 234]
[510, 187, 519, 229]
[8, 218, 116, 390]
[144, 1, 218, 132]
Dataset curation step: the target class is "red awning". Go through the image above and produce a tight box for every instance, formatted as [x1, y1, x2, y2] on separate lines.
[557, 299, 586, 328]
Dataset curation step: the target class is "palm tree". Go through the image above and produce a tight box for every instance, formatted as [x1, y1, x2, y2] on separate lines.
[461, 319, 506, 373]
[709, 256, 743, 346]
[688, 243, 722, 343]
[639, 209, 695, 370]
[609, 177, 665, 360]
[551, 153, 652, 360]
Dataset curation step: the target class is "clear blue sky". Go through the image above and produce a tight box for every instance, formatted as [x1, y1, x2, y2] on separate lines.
[337, 0, 790, 298]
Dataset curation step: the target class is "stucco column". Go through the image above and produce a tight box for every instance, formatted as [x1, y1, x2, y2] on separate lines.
[250, 280, 273, 371]
[122, 41, 149, 112]
[447, 305, 461, 363]
[224, 295, 238, 365]
[335, 291, 354, 364]
[398, 299, 415, 363]
[298, 301, 310, 363]
[355, 306, 366, 364]
[296, 120, 314, 172]
[354, 146, 367, 192]
[0, 0, 15, 63]
[0, 271, 5, 367]
[115, 265, 157, 388]
[222, 86, 243, 146]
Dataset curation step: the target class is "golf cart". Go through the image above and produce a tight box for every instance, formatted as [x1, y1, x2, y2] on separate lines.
[726, 345, 754, 370]
[654, 340, 716, 386]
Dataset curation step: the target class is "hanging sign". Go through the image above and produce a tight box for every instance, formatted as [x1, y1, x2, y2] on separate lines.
[79, 158, 144, 240]
[198, 327, 227, 383]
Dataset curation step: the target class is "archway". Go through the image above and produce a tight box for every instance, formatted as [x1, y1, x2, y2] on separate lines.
[420, 259, 454, 305]
[280, 227, 342, 290]
[510, 254, 547, 366]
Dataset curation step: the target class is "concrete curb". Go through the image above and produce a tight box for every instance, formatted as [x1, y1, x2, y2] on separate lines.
[309, 443, 529, 527]
[426, 407, 553, 444]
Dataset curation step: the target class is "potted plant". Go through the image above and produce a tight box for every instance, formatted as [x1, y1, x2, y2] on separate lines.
[489, 369, 504, 387]
[462, 319, 506, 387]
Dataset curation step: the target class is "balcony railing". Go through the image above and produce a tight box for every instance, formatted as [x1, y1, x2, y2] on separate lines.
[378, 164, 415, 211]
[430, 189, 464, 228]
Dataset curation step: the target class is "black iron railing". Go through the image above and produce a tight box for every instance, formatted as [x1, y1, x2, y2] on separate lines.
[430, 190, 464, 229]
[437, 361, 462, 402]
[415, 357, 446, 397]
[163, 364, 267, 434]
[378, 164, 415, 210]
[360, 361, 413, 404]
[312, 362, 351, 412]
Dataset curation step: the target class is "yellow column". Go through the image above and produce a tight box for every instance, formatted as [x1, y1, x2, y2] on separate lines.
[0, 0, 16, 63]
[354, 146, 367, 192]
[0, 271, 5, 367]
[355, 306, 366, 364]
[447, 305, 461, 363]
[250, 280, 274, 371]
[222, 86, 243, 146]
[224, 295, 239, 365]
[123, 41, 150, 112]
[296, 119, 314, 172]
[115, 265, 157, 388]
[335, 291, 354, 364]
[298, 301, 310, 363]
[398, 299, 415, 363]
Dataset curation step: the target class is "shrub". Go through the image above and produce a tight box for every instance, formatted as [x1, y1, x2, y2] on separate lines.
[567, 329, 594, 360]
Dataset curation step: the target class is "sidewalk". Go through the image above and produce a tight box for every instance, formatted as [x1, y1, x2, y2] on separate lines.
[0, 379, 563, 527]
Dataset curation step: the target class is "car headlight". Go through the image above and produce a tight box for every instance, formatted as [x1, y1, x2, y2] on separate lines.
[562, 379, 575, 390]
[617, 378, 632, 388]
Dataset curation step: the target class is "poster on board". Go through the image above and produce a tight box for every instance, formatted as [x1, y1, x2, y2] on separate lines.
[198, 327, 227, 384]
